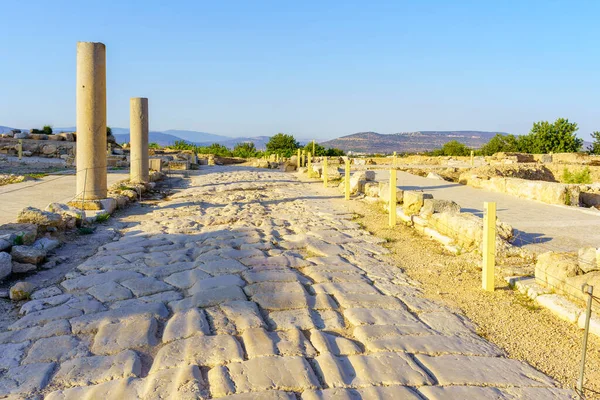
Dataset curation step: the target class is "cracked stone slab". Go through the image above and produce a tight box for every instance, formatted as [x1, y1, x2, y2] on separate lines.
[242, 270, 309, 284]
[252, 291, 334, 311]
[302, 386, 422, 400]
[87, 281, 133, 303]
[120, 277, 173, 297]
[150, 334, 244, 373]
[52, 350, 141, 386]
[70, 302, 168, 334]
[138, 364, 206, 400]
[418, 386, 576, 400]
[309, 331, 361, 356]
[92, 316, 158, 355]
[108, 290, 183, 310]
[344, 308, 426, 331]
[334, 293, 406, 310]
[19, 294, 74, 315]
[169, 286, 248, 312]
[23, 335, 89, 364]
[418, 311, 478, 336]
[304, 271, 369, 284]
[361, 331, 503, 356]
[197, 258, 248, 275]
[30, 285, 63, 300]
[312, 352, 432, 388]
[311, 282, 380, 296]
[163, 308, 211, 343]
[219, 300, 266, 332]
[244, 281, 306, 297]
[61, 271, 144, 291]
[188, 274, 246, 295]
[0, 320, 71, 344]
[217, 391, 296, 399]
[0, 362, 55, 397]
[9, 304, 82, 331]
[208, 356, 320, 397]
[0, 341, 30, 369]
[163, 268, 215, 289]
[416, 354, 556, 387]
[45, 376, 139, 399]
[266, 309, 317, 330]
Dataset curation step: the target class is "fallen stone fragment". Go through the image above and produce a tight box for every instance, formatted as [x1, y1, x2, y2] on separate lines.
[11, 245, 46, 264]
[0, 251, 12, 280]
[9, 281, 34, 301]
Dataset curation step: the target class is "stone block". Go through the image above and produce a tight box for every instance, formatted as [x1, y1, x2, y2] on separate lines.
[209, 356, 320, 397]
[92, 316, 158, 355]
[9, 281, 34, 300]
[402, 191, 433, 216]
[312, 352, 431, 388]
[162, 309, 210, 343]
[578, 247, 599, 273]
[16, 206, 64, 230]
[415, 354, 555, 387]
[169, 286, 247, 312]
[150, 334, 243, 373]
[11, 245, 46, 264]
[0, 252, 11, 280]
[309, 331, 361, 356]
[12, 261, 37, 273]
[535, 252, 580, 292]
[303, 387, 422, 400]
[535, 294, 582, 323]
[0, 362, 55, 397]
[420, 198, 461, 217]
[87, 281, 133, 303]
[23, 335, 89, 364]
[139, 365, 205, 400]
[0, 341, 30, 369]
[120, 276, 172, 297]
[52, 350, 141, 386]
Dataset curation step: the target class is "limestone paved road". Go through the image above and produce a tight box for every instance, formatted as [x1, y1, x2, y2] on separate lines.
[0, 172, 129, 225]
[372, 169, 600, 253]
[0, 167, 575, 399]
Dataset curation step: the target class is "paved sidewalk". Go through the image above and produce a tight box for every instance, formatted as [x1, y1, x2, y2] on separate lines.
[0, 167, 574, 399]
[0, 172, 129, 225]
[372, 169, 600, 252]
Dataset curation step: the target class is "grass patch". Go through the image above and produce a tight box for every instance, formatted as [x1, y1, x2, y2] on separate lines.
[78, 227, 94, 235]
[13, 234, 24, 245]
[24, 172, 48, 179]
[513, 291, 540, 311]
[95, 213, 110, 223]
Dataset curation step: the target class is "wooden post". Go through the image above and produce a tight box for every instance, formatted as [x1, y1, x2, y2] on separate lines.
[389, 168, 397, 227]
[323, 157, 328, 187]
[344, 158, 350, 200]
[301, 150, 305, 167]
[482, 202, 496, 291]
[393, 151, 396, 166]
[18, 139, 23, 160]
[470, 150, 474, 166]
[297, 148, 301, 167]
[312, 140, 315, 156]
[307, 151, 312, 176]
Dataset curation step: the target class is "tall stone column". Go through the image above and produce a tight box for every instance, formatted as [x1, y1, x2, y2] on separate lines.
[129, 97, 149, 183]
[76, 42, 107, 200]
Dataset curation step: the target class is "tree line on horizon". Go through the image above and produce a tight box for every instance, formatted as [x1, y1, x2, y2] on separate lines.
[427, 118, 600, 157]
[155, 133, 346, 159]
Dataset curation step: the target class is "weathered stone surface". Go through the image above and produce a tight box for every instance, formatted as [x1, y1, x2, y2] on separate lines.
[120, 276, 172, 297]
[219, 300, 266, 331]
[87, 281, 133, 302]
[267, 309, 316, 330]
[33, 237, 61, 252]
[150, 334, 243, 372]
[244, 281, 305, 297]
[535, 251, 580, 292]
[23, 335, 88, 364]
[0, 341, 30, 369]
[12, 261, 36, 273]
[303, 386, 422, 400]
[19, 293, 73, 315]
[209, 356, 320, 397]
[418, 311, 478, 336]
[242, 270, 305, 284]
[16, 206, 64, 229]
[163, 308, 211, 343]
[169, 286, 247, 312]
[402, 191, 433, 215]
[534, 294, 582, 323]
[11, 245, 46, 264]
[9, 304, 82, 330]
[578, 246, 599, 273]
[139, 364, 206, 399]
[0, 362, 55, 397]
[70, 302, 168, 334]
[52, 350, 141, 386]
[198, 258, 248, 275]
[188, 274, 245, 295]
[313, 352, 432, 388]
[416, 354, 555, 386]
[0, 251, 12, 280]
[421, 198, 461, 217]
[309, 331, 361, 356]
[336, 293, 405, 310]
[0, 320, 70, 344]
[218, 391, 296, 399]
[312, 282, 379, 296]
[61, 270, 143, 291]
[92, 316, 158, 355]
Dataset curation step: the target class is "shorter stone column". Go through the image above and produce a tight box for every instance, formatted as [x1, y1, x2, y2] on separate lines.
[130, 97, 149, 183]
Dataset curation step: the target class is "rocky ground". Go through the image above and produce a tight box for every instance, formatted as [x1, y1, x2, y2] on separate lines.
[0, 166, 578, 399]
[0, 156, 71, 186]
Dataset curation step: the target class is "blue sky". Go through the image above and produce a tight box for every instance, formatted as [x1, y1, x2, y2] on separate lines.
[1, 0, 599, 140]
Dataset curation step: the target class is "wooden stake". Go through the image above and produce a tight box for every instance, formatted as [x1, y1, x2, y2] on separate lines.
[482, 202, 496, 291]
[389, 168, 397, 227]
[344, 158, 350, 200]
[323, 157, 328, 187]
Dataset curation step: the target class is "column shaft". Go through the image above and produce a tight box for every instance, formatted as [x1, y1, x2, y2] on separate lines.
[130, 98, 149, 183]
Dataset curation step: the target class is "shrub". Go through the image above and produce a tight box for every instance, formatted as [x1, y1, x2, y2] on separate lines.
[562, 167, 592, 184]
[42, 125, 53, 135]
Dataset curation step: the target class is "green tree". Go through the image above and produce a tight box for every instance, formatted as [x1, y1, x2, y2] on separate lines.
[303, 142, 326, 156]
[588, 131, 600, 155]
[265, 133, 299, 157]
[106, 126, 112, 136]
[433, 140, 471, 156]
[42, 125, 53, 135]
[149, 142, 161, 149]
[233, 142, 258, 158]
[325, 147, 345, 156]
[479, 134, 519, 156]
[526, 118, 583, 153]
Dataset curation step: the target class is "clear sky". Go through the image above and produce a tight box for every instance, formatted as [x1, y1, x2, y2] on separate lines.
[1, 0, 599, 141]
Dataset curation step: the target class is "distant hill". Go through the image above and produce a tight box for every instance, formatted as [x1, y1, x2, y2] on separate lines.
[320, 131, 510, 153]
[113, 132, 184, 146]
[162, 129, 231, 143]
